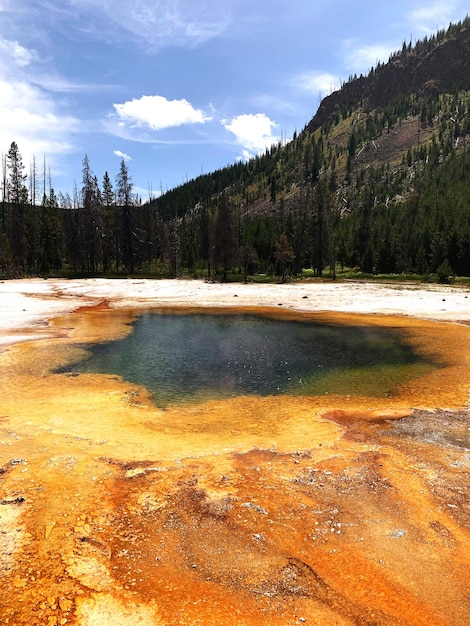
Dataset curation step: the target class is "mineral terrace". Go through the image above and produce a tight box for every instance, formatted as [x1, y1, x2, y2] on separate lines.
[1, 279, 469, 625]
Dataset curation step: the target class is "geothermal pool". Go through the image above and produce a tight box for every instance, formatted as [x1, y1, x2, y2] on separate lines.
[2, 280, 470, 626]
[59, 311, 436, 407]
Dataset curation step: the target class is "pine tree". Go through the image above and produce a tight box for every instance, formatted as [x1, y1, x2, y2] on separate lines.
[166, 224, 181, 278]
[40, 188, 63, 273]
[80, 155, 103, 272]
[274, 233, 294, 282]
[115, 158, 135, 272]
[6, 142, 28, 271]
[115, 159, 133, 206]
[211, 192, 237, 281]
[102, 171, 114, 207]
[101, 171, 115, 272]
[6, 142, 28, 205]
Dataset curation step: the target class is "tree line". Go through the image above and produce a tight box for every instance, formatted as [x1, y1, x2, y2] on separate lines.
[1, 143, 164, 277]
[155, 91, 470, 282]
[0, 141, 302, 280]
[1, 18, 470, 282]
[1, 127, 469, 283]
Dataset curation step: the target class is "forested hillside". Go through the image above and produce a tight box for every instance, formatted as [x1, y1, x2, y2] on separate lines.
[1, 18, 470, 281]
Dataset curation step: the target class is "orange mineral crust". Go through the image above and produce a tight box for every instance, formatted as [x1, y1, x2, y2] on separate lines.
[1, 303, 470, 625]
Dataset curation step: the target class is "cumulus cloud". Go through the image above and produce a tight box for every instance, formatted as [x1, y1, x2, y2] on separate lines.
[113, 95, 212, 131]
[292, 71, 339, 97]
[114, 150, 132, 161]
[222, 113, 279, 160]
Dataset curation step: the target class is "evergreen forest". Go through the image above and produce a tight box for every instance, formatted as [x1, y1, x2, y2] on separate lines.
[1, 18, 470, 283]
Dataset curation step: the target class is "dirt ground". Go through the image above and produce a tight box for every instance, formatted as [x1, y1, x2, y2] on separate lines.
[1, 279, 470, 625]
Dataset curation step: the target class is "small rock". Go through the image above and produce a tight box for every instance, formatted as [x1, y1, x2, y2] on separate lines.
[45, 521, 56, 539]
[59, 597, 73, 612]
[242, 502, 268, 515]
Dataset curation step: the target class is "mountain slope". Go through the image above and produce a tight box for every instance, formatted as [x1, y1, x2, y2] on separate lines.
[146, 17, 470, 280]
[308, 20, 470, 133]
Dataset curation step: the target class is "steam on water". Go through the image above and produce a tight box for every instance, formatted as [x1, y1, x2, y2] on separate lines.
[61, 312, 435, 407]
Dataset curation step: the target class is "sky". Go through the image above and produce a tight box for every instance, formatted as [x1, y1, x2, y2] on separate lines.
[0, 1, 468, 202]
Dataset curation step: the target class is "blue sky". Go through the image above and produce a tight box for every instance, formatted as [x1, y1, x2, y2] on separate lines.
[0, 1, 468, 202]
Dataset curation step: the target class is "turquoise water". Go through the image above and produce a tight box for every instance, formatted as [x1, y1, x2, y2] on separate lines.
[61, 312, 435, 407]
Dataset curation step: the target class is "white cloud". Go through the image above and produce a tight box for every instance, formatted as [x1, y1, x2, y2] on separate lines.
[113, 95, 212, 131]
[133, 184, 161, 202]
[347, 44, 393, 72]
[341, 1, 467, 76]
[0, 79, 80, 165]
[0, 39, 37, 67]
[292, 71, 340, 97]
[33, 74, 117, 94]
[0, 32, 114, 95]
[114, 149, 132, 161]
[406, 2, 458, 35]
[50, 0, 233, 49]
[222, 113, 279, 159]
[0, 35, 82, 180]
